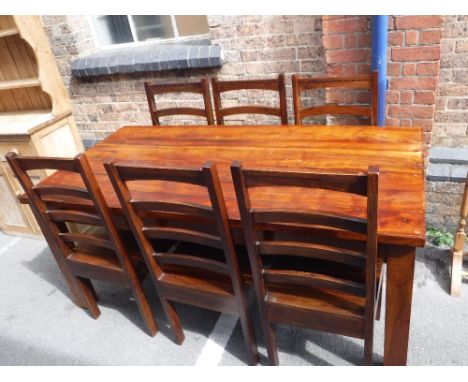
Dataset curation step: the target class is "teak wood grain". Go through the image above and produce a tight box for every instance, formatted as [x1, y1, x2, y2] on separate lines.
[24, 124, 426, 365]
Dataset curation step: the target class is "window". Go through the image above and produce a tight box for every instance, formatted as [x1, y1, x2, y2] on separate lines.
[90, 15, 210, 46]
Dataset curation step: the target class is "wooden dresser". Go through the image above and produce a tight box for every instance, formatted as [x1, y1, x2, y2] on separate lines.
[0, 15, 83, 237]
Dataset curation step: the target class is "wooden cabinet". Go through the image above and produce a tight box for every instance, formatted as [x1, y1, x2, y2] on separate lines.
[0, 15, 84, 237]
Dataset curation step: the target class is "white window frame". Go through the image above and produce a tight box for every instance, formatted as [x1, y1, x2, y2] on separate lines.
[89, 15, 207, 49]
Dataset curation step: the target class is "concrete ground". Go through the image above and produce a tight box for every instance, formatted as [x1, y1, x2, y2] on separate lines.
[0, 231, 467, 366]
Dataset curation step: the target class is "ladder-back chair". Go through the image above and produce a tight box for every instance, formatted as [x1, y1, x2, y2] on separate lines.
[292, 72, 378, 125]
[105, 160, 258, 365]
[231, 161, 383, 365]
[211, 75, 288, 125]
[6, 152, 158, 336]
[144, 79, 214, 125]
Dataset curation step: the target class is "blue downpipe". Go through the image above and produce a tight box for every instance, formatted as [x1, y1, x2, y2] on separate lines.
[371, 16, 388, 126]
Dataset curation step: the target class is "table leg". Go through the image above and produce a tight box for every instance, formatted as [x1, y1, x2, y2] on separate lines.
[384, 245, 416, 366]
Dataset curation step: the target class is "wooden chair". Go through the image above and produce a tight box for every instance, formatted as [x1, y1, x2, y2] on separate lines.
[231, 161, 383, 365]
[450, 174, 468, 296]
[144, 79, 214, 125]
[104, 160, 258, 365]
[211, 75, 288, 125]
[5, 152, 158, 336]
[291, 72, 378, 125]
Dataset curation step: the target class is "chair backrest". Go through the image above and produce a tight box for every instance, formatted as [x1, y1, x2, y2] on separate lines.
[5, 152, 133, 271]
[144, 79, 214, 125]
[291, 72, 378, 125]
[231, 161, 379, 322]
[211, 75, 288, 125]
[104, 160, 245, 292]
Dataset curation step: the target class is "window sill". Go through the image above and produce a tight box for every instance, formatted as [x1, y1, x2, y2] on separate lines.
[71, 42, 224, 78]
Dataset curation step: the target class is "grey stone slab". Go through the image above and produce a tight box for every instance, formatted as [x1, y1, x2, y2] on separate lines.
[427, 163, 451, 182]
[198, 46, 210, 68]
[450, 165, 468, 182]
[430, 146, 468, 165]
[71, 43, 224, 78]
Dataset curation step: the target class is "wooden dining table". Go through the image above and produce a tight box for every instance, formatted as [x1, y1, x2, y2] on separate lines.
[25, 124, 425, 365]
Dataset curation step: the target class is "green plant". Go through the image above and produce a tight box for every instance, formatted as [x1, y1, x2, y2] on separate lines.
[426, 226, 454, 247]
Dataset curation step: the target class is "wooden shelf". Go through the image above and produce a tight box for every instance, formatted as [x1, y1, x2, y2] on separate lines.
[0, 27, 19, 38]
[0, 78, 41, 91]
[0, 111, 54, 135]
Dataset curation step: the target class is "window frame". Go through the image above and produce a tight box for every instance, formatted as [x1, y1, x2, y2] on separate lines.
[88, 15, 208, 49]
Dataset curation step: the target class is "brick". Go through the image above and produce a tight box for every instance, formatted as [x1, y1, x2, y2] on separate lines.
[395, 16, 443, 30]
[455, 40, 468, 53]
[400, 91, 413, 104]
[413, 119, 434, 131]
[447, 98, 468, 110]
[385, 117, 400, 126]
[419, 30, 442, 45]
[405, 30, 418, 45]
[403, 63, 416, 75]
[388, 104, 435, 118]
[414, 91, 436, 105]
[400, 118, 413, 126]
[391, 46, 441, 61]
[322, 17, 369, 33]
[327, 49, 370, 63]
[297, 46, 323, 59]
[386, 90, 399, 104]
[344, 35, 357, 49]
[390, 77, 437, 90]
[388, 31, 404, 46]
[357, 34, 371, 48]
[416, 62, 439, 75]
[387, 62, 401, 76]
[322, 35, 343, 50]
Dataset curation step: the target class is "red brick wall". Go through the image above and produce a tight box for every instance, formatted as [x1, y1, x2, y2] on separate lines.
[322, 15, 443, 149]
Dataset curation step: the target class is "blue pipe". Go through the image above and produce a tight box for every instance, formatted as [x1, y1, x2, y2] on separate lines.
[371, 16, 388, 126]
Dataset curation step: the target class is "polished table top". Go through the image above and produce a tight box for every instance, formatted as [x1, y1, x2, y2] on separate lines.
[40, 125, 426, 248]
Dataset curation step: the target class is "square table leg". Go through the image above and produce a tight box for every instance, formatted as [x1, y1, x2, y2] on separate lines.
[384, 245, 416, 365]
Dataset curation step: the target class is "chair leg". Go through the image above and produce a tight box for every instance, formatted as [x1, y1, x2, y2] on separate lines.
[364, 330, 374, 366]
[260, 318, 279, 365]
[77, 277, 101, 319]
[129, 279, 158, 337]
[159, 296, 185, 345]
[451, 250, 463, 297]
[238, 308, 259, 365]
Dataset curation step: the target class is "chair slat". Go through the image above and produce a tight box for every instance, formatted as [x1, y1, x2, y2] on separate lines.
[59, 232, 115, 251]
[301, 105, 372, 118]
[220, 106, 281, 118]
[241, 166, 368, 196]
[13, 156, 77, 172]
[154, 252, 229, 275]
[258, 240, 366, 267]
[46, 209, 102, 226]
[34, 185, 90, 200]
[252, 210, 367, 234]
[132, 200, 214, 220]
[143, 227, 223, 249]
[263, 269, 366, 297]
[114, 163, 205, 186]
[156, 107, 209, 118]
